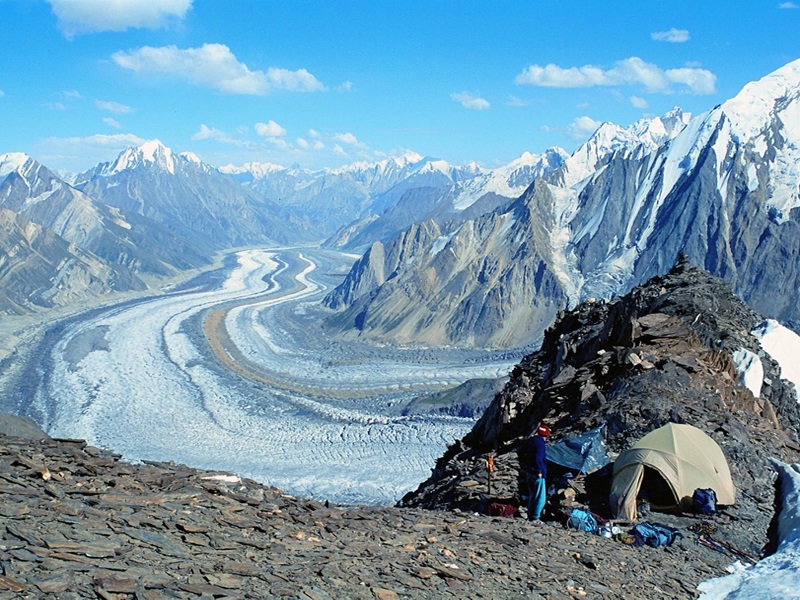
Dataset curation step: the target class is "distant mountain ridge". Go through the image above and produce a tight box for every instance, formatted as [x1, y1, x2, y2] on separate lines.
[75, 140, 310, 249]
[0, 140, 567, 315]
[323, 59, 800, 348]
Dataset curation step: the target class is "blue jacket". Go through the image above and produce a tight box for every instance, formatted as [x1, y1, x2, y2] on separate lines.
[520, 435, 547, 479]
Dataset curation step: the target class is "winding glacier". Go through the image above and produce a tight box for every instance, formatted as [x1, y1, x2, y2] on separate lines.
[17, 248, 515, 505]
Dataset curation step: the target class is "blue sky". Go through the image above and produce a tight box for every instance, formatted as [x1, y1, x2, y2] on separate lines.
[1, 0, 799, 173]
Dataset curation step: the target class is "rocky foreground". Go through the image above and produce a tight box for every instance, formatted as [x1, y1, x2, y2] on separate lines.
[0, 428, 762, 599]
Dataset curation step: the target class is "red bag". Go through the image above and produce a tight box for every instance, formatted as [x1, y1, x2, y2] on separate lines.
[488, 502, 519, 517]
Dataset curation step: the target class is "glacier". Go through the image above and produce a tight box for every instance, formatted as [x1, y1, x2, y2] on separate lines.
[1, 247, 515, 506]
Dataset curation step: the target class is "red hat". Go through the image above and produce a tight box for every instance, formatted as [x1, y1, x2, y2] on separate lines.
[537, 424, 551, 437]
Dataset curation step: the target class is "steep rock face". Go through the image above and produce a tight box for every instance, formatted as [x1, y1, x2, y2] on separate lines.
[567, 60, 800, 330]
[324, 180, 570, 348]
[323, 220, 444, 310]
[0, 209, 142, 314]
[400, 260, 800, 557]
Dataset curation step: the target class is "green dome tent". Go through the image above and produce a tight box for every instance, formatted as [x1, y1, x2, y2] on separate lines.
[609, 423, 736, 521]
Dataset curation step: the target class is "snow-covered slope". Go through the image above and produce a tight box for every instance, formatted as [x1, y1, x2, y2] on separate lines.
[550, 108, 691, 189]
[567, 58, 800, 322]
[452, 147, 568, 211]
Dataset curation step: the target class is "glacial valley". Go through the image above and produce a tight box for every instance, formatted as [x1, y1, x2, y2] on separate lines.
[0, 247, 516, 505]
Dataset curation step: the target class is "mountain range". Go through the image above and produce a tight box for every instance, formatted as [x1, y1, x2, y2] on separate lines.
[1, 59, 799, 350]
[323, 59, 800, 348]
[0, 138, 567, 315]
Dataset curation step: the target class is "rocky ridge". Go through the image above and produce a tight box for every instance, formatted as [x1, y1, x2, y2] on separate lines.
[401, 257, 800, 563]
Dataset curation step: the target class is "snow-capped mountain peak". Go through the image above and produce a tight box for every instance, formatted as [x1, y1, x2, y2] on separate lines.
[555, 108, 691, 189]
[721, 57, 800, 144]
[0, 152, 32, 180]
[107, 140, 176, 175]
[219, 161, 288, 180]
[451, 147, 568, 211]
[179, 151, 203, 164]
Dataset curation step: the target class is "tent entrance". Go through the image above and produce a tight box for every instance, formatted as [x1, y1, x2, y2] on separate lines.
[638, 466, 678, 510]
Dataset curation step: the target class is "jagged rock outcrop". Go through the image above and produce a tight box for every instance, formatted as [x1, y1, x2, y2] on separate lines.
[324, 180, 570, 348]
[401, 259, 800, 561]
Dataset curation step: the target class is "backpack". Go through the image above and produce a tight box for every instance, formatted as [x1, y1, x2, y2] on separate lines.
[692, 488, 718, 516]
[632, 522, 681, 548]
[566, 508, 598, 533]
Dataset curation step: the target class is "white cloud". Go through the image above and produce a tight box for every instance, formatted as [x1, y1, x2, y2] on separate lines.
[49, 0, 192, 38]
[112, 43, 325, 95]
[333, 132, 361, 146]
[265, 137, 291, 150]
[336, 81, 354, 92]
[313, 141, 325, 150]
[43, 101, 68, 111]
[333, 144, 347, 155]
[506, 95, 528, 107]
[297, 137, 310, 149]
[651, 28, 690, 43]
[516, 56, 716, 94]
[191, 124, 249, 147]
[778, 2, 798, 8]
[63, 90, 82, 99]
[47, 133, 146, 148]
[567, 116, 602, 142]
[103, 117, 123, 129]
[255, 120, 287, 138]
[664, 67, 716, 94]
[95, 99, 135, 114]
[0, 90, 5, 98]
[630, 95, 649, 109]
[308, 129, 321, 138]
[451, 91, 490, 110]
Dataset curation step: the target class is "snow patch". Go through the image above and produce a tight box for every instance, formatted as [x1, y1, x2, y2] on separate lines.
[429, 232, 457, 257]
[747, 164, 759, 192]
[0, 152, 30, 181]
[698, 459, 800, 599]
[732, 348, 763, 398]
[753, 320, 800, 402]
